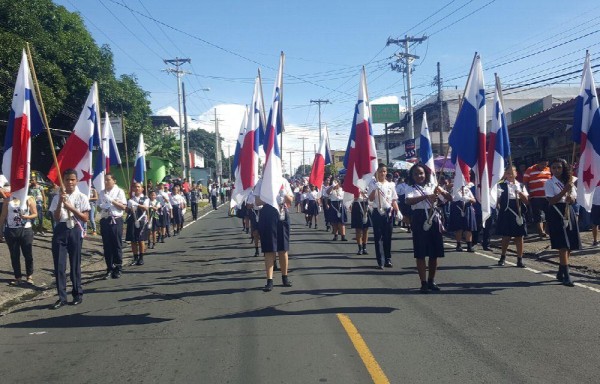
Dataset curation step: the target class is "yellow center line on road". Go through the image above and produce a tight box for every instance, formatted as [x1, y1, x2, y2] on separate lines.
[337, 313, 390, 384]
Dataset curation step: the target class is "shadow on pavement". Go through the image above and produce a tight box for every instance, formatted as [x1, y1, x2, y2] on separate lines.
[2, 312, 172, 328]
[203, 305, 398, 320]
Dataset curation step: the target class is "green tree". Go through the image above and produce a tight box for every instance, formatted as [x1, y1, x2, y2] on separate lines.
[0, 0, 152, 172]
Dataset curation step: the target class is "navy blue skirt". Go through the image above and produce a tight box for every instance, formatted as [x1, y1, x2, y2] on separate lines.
[329, 201, 347, 224]
[496, 200, 527, 237]
[447, 202, 477, 232]
[592, 204, 600, 225]
[547, 203, 580, 250]
[410, 209, 445, 259]
[259, 205, 290, 253]
[350, 201, 371, 229]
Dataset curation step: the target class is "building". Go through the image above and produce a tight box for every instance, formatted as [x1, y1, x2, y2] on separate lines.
[374, 86, 580, 163]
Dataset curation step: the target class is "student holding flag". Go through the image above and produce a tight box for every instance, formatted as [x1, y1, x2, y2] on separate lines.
[98, 173, 127, 279]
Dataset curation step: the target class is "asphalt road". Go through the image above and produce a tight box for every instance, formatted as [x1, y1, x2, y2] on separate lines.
[1, 206, 599, 383]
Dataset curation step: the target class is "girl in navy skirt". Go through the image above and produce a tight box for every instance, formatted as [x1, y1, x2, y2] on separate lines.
[448, 183, 477, 252]
[246, 192, 262, 257]
[328, 179, 348, 241]
[147, 190, 161, 249]
[496, 166, 529, 267]
[306, 185, 320, 229]
[126, 182, 149, 266]
[169, 185, 186, 235]
[405, 163, 453, 293]
[396, 177, 412, 232]
[321, 178, 332, 231]
[300, 185, 309, 226]
[545, 158, 580, 287]
[350, 190, 371, 255]
[591, 186, 600, 247]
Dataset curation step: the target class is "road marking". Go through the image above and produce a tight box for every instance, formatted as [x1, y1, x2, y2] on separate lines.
[182, 203, 226, 230]
[337, 313, 390, 384]
[440, 241, 600, 294]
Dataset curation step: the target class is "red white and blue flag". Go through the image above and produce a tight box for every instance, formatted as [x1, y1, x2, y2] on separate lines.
[573, 51, 600, 211]
[133, 133, 146, 184]
[233, 76, 264, 205]
[92, 112, 122, 192]
[48, 82, 99, 197]
[342, 67, 378, 205]
[260, 53, 285, 208]
[309, 125, 332, 189]
[448, 55, 491, 225]
[2, 49, 45, 209]
[487, 81, 511, 207]
[419, 112, 437, 186]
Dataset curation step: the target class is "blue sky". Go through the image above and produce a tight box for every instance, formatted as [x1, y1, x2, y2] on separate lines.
[54, 0, 600, 171]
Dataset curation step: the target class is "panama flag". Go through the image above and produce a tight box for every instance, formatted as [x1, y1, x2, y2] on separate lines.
[572, 51, 600, 211]
[309, 127, 332, 189]
[487, 80, 511, 207]
[2, 49, 45, 209]
[260, 53, 285, 208]
[448, 54, 491, 225]
[342, 67, 378, 205]
[48, 82, 99, 197]
[419, 112, 437, 186]
[92, 113, 122, 191]
[133, 133, 146, 184]
[232, 106, 249, 205]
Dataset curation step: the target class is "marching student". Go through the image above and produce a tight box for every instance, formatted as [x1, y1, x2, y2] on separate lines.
[0, 193, 37, 286]
[300, 185, 309, 226]
[254, 178, 294, 292]
[328, 179, 348, 241]
[545, 158, 580, 287]
[158, 182, 173, 240]
[496, 166, 529, 268]
[405, 163, 452, 293]
[321, 178, 332, 231]
[170, 184, 186, 235]
[448, 183, 477, 252]
[592, 186, 599, 247]
[48, 169, 90, 309]
[147, 189, 161, 249]
[396, 176, 412, 232]
[98, 173, 127, 279]
[305, 184, 319, 229]
[126, 182, 149, 267]
[367, 164, 400, 269]
[350, 188, 370, 255]
[246, 189, 262, 257]
[190, 184, 200, 221]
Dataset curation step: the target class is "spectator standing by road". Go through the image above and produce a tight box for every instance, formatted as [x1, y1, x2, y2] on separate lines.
[29, 177, 46, 236]
[592, 186, 600, 247]
[523, 160, 552, 238]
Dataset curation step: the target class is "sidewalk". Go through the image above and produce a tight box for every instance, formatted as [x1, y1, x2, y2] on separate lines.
[0, 201, 214, 313]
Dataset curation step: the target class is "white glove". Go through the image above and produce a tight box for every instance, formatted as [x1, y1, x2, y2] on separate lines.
[376, 182, 383, 188]
[276, 195, 285, 205]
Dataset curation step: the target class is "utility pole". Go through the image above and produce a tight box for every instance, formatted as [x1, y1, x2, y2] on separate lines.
[228, 144, 232, 180]
[299, 137, 308, 175]
[310, 99, 330, 138]
[437, 62, 444, 156]
[211, 108, 225, 185]
[387, 35, 427, 140]
[163, 57, 191, 179]
[182, 82, 190, 183]
[288, 151, 294, 176]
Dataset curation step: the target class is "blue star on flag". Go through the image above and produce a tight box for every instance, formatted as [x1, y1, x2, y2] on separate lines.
[584, 88, 596, 110]
[87, 103, 97, 123]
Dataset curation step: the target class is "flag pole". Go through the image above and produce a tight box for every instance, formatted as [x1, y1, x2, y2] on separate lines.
[25, 43, 65, 191]
[121, 110, 131, 192]
[279, 51, 285, 157]
[495, 73, 522, 218]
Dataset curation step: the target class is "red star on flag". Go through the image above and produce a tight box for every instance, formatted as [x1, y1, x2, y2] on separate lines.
[583, 165, 594, 187]
[80, 169, 92, 184]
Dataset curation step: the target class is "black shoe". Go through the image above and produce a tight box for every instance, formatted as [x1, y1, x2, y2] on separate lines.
[498, 256, 506, 266]
[428, 281, 441, 291]
[420, 282, 429, 294]
[314, 225, 318, 229]
[357, 249, 363, 255]
[245, 228, 249, 234]
[112, 269, 122, 279]
[326, 226, 330, 231]
[516, 258, 525, 268]
[129, 256, 138, 266]
[160, 238, 165, 243]
[71, 296, 83, 306]
[341, 236, 348, 242]
[467, 245, 475, 253]
[384, 260, 393, 268]
[455, 245, 463, 251]
[103, 270, 113, 280]
[263, 279, 274, 292]
[482, 245, 491, 251]
[556, 265, 565, 281]
[282, 276, 292, 287]
[309, 222, 312, 228]
[137, 256, 144, 266]
[254, 250, 260, 257]
[362, 248, 368, 255]
[332, 235, 338, 241]
[51, 300, 67, 309]
[376, 265, 384, 270]
[563, 266, 575, 287]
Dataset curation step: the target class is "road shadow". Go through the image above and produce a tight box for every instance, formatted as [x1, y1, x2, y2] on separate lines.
[203, 305, 399, 320]
[2, 312, 172, 328]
